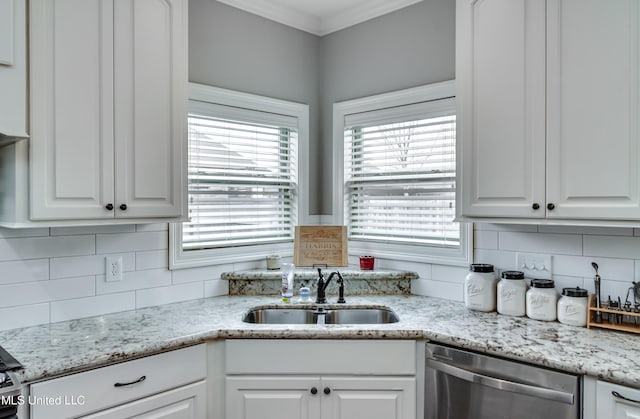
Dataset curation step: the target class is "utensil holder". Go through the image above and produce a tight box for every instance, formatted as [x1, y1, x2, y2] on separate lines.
[587, 294, 640, 334]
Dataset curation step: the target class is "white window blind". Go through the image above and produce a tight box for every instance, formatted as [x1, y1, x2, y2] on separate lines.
[184, 102, 298, 250]
[343, 98, 459, 247]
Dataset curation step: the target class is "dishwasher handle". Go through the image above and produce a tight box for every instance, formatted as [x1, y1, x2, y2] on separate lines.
[428, 358, 574, 405]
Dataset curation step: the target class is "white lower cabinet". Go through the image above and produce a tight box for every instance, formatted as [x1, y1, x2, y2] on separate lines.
[597, 380, 640, 419]
[224, 340, 418, 419]
[29, 344, 206, 419]
[226, 376, 414, 419]
[80, 381, 205, 419]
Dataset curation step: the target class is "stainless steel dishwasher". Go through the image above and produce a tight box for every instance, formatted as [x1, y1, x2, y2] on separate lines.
[425, 343, 580, 419]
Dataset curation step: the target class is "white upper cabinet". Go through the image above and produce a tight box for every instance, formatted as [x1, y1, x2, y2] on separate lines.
[29, 0, 187, 221]
[457, 0, 640, 223]
[0, 0, 28, 140]
[546, 0, 640, 220]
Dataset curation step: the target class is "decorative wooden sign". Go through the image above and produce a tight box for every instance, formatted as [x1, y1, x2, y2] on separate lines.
[294, 226, 348, 267]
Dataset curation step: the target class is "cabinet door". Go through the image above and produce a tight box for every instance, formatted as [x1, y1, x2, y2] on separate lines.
[321, 377, 416, 419]
[456, 0, 546, 218]
[113, 0, 187, 218]
[226, 376, 321, 419]
[596, 381, 640, 419]
[80, 381, 206, 419]
[30, 0, 115, 220]
[547, 0, 640, 220]
[0, 0, 28, 139]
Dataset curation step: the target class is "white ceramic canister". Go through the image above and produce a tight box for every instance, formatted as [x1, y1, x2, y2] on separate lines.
[497, 270, 527, 317]
[464, 264, 498, 312]
[557, 287, 589, 327]
[526, 279, 557, 321]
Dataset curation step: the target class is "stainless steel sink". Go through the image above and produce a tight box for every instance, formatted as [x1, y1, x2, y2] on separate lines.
[242, 307, 399, 325]
[242, 308, 316, 324]
[324, 308, 399, 324]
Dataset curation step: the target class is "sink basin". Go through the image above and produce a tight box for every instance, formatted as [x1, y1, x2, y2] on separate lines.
[242, 308, 316, 324]
[242, 307, 399, 325]
[324, 308, 399, 324]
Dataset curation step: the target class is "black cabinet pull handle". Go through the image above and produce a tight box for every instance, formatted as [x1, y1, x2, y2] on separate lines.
[310, 387, 318, 395]
[119, 204, 128, 211]
[532, 203, 540, 210]
[612, 391, 640, 405]
[114, 375, 146, 387]
[105, 203, 114, 211]
[323, 387, 331, 395]
[547, 203, 555, 210]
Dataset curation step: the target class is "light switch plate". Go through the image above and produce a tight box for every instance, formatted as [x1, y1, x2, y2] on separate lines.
[516, 253, 552, 280]
[105, 256, 123, 282]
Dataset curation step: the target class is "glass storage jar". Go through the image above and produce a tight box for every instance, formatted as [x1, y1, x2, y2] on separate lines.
[557, 287, 589, 327]
[497, 271, 527, 317]
[464, 264, 498, 312]
[526, 279, 557, 321]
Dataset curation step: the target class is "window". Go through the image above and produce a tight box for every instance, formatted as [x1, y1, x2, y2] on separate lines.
[170, 84, 309, 269]
[333, 81, 472, 266]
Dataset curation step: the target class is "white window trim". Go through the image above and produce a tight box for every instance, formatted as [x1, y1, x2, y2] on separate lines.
[332, 80, 473, 267]
[170, 83, 310, 270]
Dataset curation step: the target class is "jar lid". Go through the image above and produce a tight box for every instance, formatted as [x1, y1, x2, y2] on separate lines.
[562, 287, 588, 297]
[530, 279, 555, 288]
[469, 263, 494, 273]
[501, 270, 525, 279]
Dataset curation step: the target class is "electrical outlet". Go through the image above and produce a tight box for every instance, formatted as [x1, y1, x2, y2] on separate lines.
[516, 253, 552, 280]
[105, 256, 123, 282]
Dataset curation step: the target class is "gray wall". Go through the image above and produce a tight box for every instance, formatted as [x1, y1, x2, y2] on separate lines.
[189, 0, 455, 215]
[319, 0, 455, 214]
[189, 0, 322, 213]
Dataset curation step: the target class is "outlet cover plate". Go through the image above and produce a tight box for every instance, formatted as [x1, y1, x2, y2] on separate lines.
[516, 253, 552, 280]
[105, 256, 123, 282]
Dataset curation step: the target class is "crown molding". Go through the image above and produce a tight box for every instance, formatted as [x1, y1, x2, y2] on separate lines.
[217, 0, 322, 35]
[319, 0, 423, 36]
[216, 0, 424, 36]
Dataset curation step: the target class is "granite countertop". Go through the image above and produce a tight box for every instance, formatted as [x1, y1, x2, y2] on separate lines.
[1, 294, 639, 389]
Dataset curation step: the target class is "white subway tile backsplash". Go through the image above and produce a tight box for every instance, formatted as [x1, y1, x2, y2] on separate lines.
[432, 265, 468, 284]
[0, 276, 95, 308]
[172, 264, 228, 284]
[0, 303, 50, 331]
[135, 282, 204, 309]
[0, 235, 95, 262]
[50, 253, 135, 279]
[136, 250, 169, 270]
[413, 279, 463, 301]
[474, 223, 538, 233]
[50, 225, 135, 236]
[553, 255, 634, 281]
[474, 249, 517, 271]
[498, 232, 582, 255]
[474, 230, 498, 249]
[538, 225, 633, 236]
[552, 275, 585, 294]
[135, 223, 169, 232]
[4, 213, 640, 329]
[0, 259, 49, 285]
[96, 268, 171, 295]
[51, 292, 136, 322]
[96, 231, 168, 253]
[204, 279, 228, 297]
[583, 235, 640, 259]
[599, 279, 636, 303]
